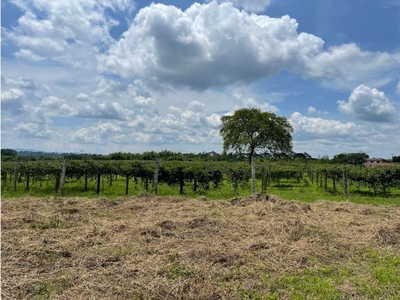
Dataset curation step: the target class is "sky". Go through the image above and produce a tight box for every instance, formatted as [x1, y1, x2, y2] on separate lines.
[1, 0, 400, 159]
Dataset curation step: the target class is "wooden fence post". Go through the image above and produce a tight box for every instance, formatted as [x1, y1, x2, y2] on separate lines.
[153, 159, 159, 195]
[251, 159, 256, 194]
[125, 175, 129, 195]
[55, 176, 60, 192]
[59, 159, 67, 195]
[84, 173, 88, 191]
[319, 171, 323, 187]
[13, 166, 17, 192]
[333, 175, 336, 195]
[343, 164, 349, 199]
[96, 173, 101, 195]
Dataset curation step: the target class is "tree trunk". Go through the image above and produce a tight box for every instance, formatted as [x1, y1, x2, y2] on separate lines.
[248, 147, 254, 165]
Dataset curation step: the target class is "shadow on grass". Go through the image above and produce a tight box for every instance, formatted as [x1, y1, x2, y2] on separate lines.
[350, 190, 400, 198]
[271, 183, 302, 189]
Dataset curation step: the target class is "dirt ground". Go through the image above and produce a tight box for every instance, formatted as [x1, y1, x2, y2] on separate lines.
[2, 194, 400, 299]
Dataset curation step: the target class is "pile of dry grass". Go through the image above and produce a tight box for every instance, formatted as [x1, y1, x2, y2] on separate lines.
[2, 194, 400, 299]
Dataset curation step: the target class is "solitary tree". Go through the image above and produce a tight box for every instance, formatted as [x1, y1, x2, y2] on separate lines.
[220, 108, 293, 164]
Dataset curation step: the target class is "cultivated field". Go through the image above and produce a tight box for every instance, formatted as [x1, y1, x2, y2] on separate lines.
[2, 194, 400, 299]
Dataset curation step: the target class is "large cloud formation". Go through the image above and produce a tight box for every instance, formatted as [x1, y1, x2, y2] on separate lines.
[100, 1, 397, 90]
[290, 112, 362, 138]
[4, 0, 132, 67]
[338, 85, 397, 123]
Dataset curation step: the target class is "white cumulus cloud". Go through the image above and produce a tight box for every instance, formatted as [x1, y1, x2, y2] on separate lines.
[14, 122, 52, 139]
[338, 84, 397, 123]
[1, 73, 36, 89]
[1, 88, 26, 114]
[307, 106, 328, 115]
[71, 122, 123, 144]
[1, 88, 25, 101]
[100, 2, 397, 90]
[41, 96, 74, 115]
[307, 106, 316, 114]
[302, 43, 397, 87]
[290, 112, 361, 137]
[74, 98, 134, 120]
[5, 0, 133, 68]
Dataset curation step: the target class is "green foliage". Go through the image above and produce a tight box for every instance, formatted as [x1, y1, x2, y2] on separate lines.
[220, 108, 293, 164]
[1, 148, 18, 156]
[332, 152, 369, 165]
[2, 160, 400, 203]
[226, 164, 251, 193]
[1, 148, 18, 161]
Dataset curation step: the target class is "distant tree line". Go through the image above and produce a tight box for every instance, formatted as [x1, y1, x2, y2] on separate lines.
[331, 152, 369, 165]
[1, 148, 397, 164]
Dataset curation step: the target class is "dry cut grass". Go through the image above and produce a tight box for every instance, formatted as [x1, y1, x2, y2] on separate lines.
[2, 194, 400, 299]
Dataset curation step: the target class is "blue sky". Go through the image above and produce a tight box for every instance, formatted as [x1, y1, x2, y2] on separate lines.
[1, 0, 400, 158]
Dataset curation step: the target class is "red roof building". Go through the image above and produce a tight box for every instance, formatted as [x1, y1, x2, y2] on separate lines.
[363, 158, 395, 167]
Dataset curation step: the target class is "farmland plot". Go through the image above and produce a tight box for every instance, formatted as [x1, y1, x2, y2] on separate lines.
[2, 194, 400, 299]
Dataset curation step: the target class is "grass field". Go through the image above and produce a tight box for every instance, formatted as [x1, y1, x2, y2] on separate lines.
[2, 175, 400, 205]
[2, 194, 400, 299]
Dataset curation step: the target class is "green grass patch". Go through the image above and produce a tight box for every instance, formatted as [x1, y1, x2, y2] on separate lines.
[2, 175, 400, 205]
[158, 264, 193, 279]
[261, 249, 400, 299]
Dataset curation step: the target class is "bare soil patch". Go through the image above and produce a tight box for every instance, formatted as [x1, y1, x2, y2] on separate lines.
[2, 194, 400, 299]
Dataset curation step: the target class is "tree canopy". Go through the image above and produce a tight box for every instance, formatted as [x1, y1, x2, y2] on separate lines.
[1, 149, 18, 156]
[331, 152, 369, 165]
[219, 108, 293, 164]
[393, 156, 400, 163]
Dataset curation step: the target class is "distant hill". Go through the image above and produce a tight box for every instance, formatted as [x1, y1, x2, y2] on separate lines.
[17, 150, 65, 158]
[14, 148, 41, 152]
